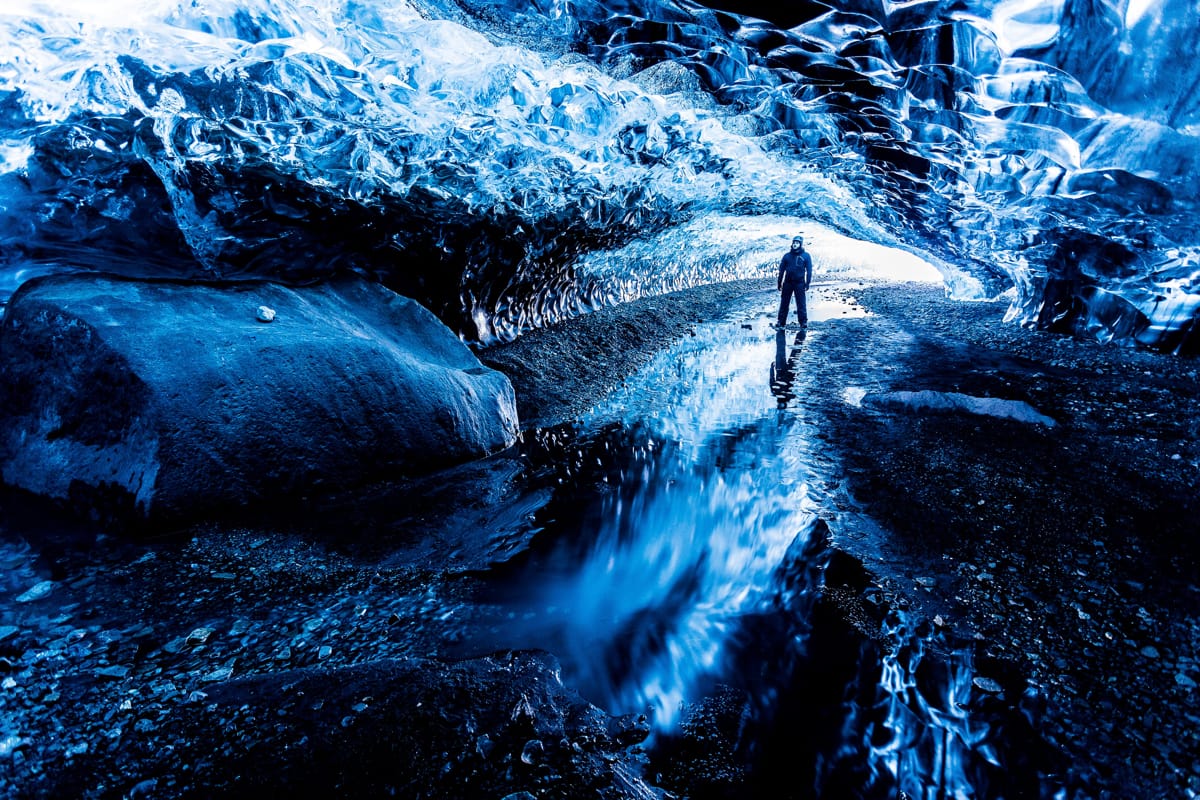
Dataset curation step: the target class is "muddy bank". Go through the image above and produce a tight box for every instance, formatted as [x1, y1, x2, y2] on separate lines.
[478, 278, 762, 430]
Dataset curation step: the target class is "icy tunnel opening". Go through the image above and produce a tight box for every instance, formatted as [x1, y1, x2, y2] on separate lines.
[488, 213, 961, 342]
[575, 216, 950, 291]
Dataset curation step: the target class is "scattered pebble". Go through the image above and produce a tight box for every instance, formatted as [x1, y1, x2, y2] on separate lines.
[200, 667, 234, 683]
[186, 628, 215, 647]
[973, 676, 1004, 694]
[520, 739, 544, 765]
[15, 581, 53, 603]
[96, 666, 130, 680]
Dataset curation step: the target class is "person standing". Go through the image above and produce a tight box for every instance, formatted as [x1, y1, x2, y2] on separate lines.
[777, 235, 812, 327]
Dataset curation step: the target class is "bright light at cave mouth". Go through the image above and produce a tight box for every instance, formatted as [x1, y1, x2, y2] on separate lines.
[576, 215, 947, 294]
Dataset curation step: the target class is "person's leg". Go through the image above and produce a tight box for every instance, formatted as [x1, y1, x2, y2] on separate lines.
[777, 287, 791, 326]
[796, 286, 808, 326]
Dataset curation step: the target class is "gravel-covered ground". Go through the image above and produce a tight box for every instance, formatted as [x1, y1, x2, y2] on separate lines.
[812, 281, 1199, 798]
[1, 276, 1197, 798]
[483, 276, 1200, 798]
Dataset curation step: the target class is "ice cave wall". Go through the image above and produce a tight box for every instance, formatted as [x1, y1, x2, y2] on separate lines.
[0, 0, 1196, 349]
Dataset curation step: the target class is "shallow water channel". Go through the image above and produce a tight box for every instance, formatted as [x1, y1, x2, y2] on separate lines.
[463, 289, 1067, 798]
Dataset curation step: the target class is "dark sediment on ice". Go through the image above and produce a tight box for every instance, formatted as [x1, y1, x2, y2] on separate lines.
[478, 278, 759, 430]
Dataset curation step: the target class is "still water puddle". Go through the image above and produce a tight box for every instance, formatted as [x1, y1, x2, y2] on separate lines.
[472, 291, 1069, 797]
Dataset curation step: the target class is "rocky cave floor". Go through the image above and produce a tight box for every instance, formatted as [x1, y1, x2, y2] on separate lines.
[0, 277, 1197, 798]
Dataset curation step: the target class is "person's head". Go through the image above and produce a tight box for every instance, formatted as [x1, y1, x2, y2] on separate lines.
[791, 236, 804, 251]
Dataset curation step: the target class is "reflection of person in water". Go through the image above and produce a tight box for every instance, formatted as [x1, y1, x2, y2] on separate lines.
[769, 328, 806, 408]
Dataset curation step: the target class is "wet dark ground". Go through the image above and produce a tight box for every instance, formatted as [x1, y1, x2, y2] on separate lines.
[1, 277, 1197, 798]
[815, 283, 1200, 797]
[485, 277, 1200, 797]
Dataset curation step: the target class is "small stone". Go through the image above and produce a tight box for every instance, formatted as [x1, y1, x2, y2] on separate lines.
[973, 676, 1004, 694]
[96, 665, 130, 680]
[127, 778, 158, 798]
[15, 581, 53, 603]
[318, 646, 332, 660]
[162, 637, 188, 654]
[0, 626, 19, 642]
[200, 666, 233, 683]
[186, 628, 215, 647]
[520, 739, 544, 765]
[256, 305, 276, 323]
[476, 734, 494, 759]
[1142, 645, 1161, 659]
[1177, 673, 1198, 689]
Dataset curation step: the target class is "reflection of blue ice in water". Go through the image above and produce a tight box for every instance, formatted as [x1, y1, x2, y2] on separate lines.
[549, 436, 821, 728]
[866, 617, 1001, 800]
[528, 310, 823, 728]
[489, 298, 1062, 796]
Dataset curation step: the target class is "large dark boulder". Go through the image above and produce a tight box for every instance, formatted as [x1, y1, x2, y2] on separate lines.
[0, 273, 518, 524]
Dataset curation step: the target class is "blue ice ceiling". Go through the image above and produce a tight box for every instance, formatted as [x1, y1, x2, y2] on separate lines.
[0, 0, 1196, 349]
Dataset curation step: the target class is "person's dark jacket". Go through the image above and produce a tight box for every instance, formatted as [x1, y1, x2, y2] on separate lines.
[778, 250, 813, 290]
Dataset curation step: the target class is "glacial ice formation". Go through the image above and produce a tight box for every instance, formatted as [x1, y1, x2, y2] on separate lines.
[0, 0, 1196, 349]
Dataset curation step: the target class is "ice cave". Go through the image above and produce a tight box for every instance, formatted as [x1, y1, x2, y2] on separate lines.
[0, 0, 1196, 797]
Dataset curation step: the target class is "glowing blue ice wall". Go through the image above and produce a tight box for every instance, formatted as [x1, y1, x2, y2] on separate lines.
[2, 0, 1197, 348]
